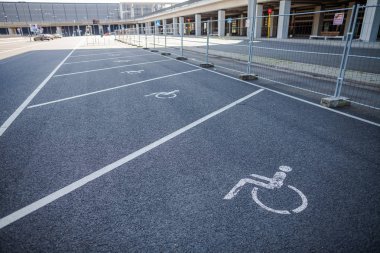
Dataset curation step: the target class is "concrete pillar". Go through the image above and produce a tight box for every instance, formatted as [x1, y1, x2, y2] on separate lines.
[56, 27, 62, 35]
[145, 22, 151, 34]
[360, 0, 380, 42]
[218, 10, 225, 37]
[210, 17, 213, 35]
[136, 24, 139, 34]
[155, 21, 159, 35]
[195, 14, 201, 36]
[239, 14, 244, 36]
[344, 2, 355, 35]
[277, 0, 291, 39]
[173, 17, 179, 35]
[8, 28, 16, 35]
[163, 19, 167, 35]
[179, 16, 184, 36]
[254, 4, 263, 38]
[247, 0, 257, 38]
[311, 6, 322, 36]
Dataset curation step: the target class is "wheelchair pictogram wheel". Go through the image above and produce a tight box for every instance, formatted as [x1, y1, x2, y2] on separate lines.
[251, 185, 308, 214]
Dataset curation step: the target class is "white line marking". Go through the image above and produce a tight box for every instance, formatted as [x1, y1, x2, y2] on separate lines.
[69, 51, 130, 58]
[0, 89, 264, 229]
[54, 59, 172, 77]
[113, 60, 131, 63]
[150, 50, 380, 127]
[28, 69, 200, 108]
[64, 54, 153, 65]
[121, 70, 144, 74]
[0, 40, 83, 137]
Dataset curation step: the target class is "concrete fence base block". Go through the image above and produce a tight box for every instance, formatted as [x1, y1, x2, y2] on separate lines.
[176, 56, 188, 61]
[320, 96, 351, 108]
[200, 63, 214, 68]
[239, 74, 258, 81]
[161, 52, 171, 56]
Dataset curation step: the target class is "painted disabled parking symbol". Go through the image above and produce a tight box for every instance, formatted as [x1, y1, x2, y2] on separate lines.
[145, 90, 179, 99]
[224, 166, 307, 214]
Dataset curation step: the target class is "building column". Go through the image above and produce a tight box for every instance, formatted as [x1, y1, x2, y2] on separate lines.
[360, 0, 380, 41]
[277, 0, 291, 39]
[239, 14, 244, 36]
[163, 19, 167, 35]
[311, 6, 322, 36]
[247, 0, 257, 38]
[210, 17, 213, 35]
[179, 16, 184, 36]
[173, 17, 179, 35]
[254, 4, 263, 38]
[8, 28, 16, 35]
[136, 24, 139, 34]
[56, 27, 62, 35]
[155, 21, 159, 35]
[145, 22, 150, 34]
[218, 10, 225, 37]
[195, 14, 201, 36]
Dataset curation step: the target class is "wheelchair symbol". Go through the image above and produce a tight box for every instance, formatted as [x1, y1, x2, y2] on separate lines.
[224, 166, 308, 214]
[145, 90, 179, 99]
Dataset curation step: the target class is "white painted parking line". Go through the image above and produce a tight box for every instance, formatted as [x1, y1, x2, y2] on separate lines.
[0, 88, 264, 230]
[69, 51, 131, 58]
[121, 70, 144, 74]
[0, 39, 83, 137]
[54, 59, 173, 78]
[150, 50, 380, 128]
[28, 69, 200, 108]
[64, 54, 153, 65]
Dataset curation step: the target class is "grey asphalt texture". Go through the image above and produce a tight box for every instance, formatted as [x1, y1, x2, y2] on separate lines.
[0, 46, 380, 252]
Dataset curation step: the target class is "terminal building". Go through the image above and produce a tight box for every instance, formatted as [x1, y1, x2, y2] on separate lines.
[0, 0, 379, 41]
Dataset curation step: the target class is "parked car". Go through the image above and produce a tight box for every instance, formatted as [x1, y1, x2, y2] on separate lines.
[33, 34, 53, 41]
[53, 33, 63, 38]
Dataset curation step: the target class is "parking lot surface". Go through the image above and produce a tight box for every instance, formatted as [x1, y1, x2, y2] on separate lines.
[0, 37, 379, 252]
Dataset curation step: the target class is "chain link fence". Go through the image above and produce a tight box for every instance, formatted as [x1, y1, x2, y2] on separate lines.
[116, 4, 379, 119]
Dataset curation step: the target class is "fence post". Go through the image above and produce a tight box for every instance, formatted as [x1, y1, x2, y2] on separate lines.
[138, 26, 141, 47]
[200, 21, 214, 68]
[334, 4, 359, 98]
[176, 21, 187, 60]
[240, 15, 258, 80]
[153, 26, 156, 49]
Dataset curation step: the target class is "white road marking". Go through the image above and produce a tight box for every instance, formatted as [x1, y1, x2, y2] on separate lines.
[113, 60, 131, 63]
[53, 59, 172, 77]
[0, 89, 264, 229]
[151, 50, 380, 127]
[64, 54, 153, 65]
[69, 51, 128, 58]
[224, 166, 307, 214]
[28, 69, 199, 108]
[0, 39, 83, 137]
[145, 90, 179, 99]
[121, 70, 144, 74]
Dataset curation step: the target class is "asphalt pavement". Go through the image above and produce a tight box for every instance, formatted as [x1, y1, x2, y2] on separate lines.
[0, 41, 379, 252]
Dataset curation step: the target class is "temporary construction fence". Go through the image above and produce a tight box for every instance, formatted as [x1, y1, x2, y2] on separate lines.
[116, 4, 380, 114]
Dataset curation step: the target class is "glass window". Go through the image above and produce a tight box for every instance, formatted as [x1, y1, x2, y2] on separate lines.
[52, 3, 66, 22]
